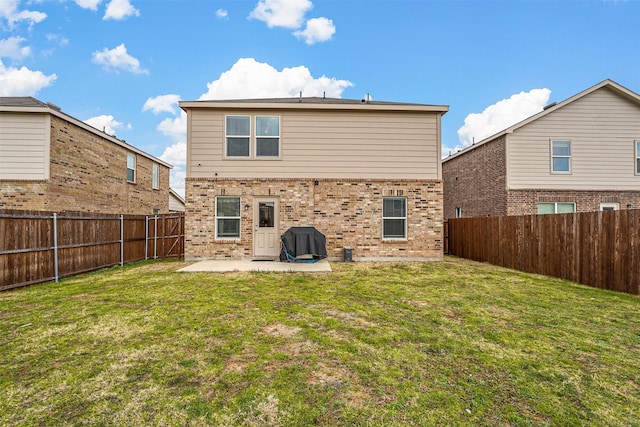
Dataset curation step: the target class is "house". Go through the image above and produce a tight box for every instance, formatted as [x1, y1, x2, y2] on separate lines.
[169, 188, 185, 212]
[179, 96, 449, 261]
[443, 80, 640, 218]
[0, 97, 173, 215]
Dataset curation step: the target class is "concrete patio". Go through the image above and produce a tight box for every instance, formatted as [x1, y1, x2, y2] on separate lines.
[178, 259, 332, 273]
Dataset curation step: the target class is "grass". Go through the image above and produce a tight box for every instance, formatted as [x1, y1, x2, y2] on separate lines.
[0, 257, 638, 426]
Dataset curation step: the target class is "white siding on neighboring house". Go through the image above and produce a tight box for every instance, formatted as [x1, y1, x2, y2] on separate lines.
[507, 87, 640, 190]
[0, 112, 50, 180]
[187, 109, 441, 180]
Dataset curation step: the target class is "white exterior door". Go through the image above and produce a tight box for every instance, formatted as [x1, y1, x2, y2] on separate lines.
[254, 197, 279, 257]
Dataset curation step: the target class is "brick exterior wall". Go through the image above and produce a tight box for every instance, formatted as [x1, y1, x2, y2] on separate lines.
[0, 115, 170, 215]
[185, 178, 443, 261]
[507, 190, 640, 215]
[442, 136, 507, 219]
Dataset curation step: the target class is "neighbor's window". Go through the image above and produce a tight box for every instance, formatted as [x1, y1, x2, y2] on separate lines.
[455, 207, 463, 218]
[127, 153, 136, 183]
[226, 116, 251, 157]
[636, 140, 640, 175]
[255, 116, 280, 157]
[551, 140, 571, 173]
[600, 203, 619, 211]
[152, 163, 159, 189]
[383, 197, 407, 239]
[216, 196, 241, 239]
[537, 202, 575, 214]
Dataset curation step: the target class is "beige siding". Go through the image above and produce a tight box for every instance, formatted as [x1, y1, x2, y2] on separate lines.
[187, 109, 441, 179]
[507, 87, 640, 190]
[0, 112, 50, 180]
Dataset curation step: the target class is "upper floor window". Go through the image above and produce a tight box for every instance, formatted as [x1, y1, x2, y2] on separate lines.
[256, 116, 280, 158]
[225, 116, 251, 157]
[127, 153, 136, 183]
[635, 140, 640, 175]
[551, 140, 571, 173]
[152, 163, 159, 189]
[382, 197, 407, 239]
[537, 202, 575, 214]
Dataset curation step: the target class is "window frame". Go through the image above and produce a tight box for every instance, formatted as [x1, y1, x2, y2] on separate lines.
[635, 140, 640, 175]
[455, 207, 463, 218]
[550, 140, 572, 174]
[255, 115, 281, 159]
[225, 115, 251, 158]
[127, 153, 136, 183]
[382, 197, 407, 240]
[537, 202, 576, 214]
[152, 163, 159, 190]
[215, 196, 241, 240]
[599, 202, 619, 211]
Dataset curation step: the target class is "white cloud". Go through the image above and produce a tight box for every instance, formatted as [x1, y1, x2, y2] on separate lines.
[143, 94, 181, 115]
[157, 111, 187, 141]
[199, 57, 352, 100]
[83, 114, 126, 135]
[216, 9, 228, 19]
[91, 43, 148, 74]
[293, 17, 335, 44]
[156, 112, 187, 196]
[75, 0, 102, 11]
[0, 36, 31, 59]
[249, 0, 312, 29]
[0, 60, 56, 96]
[103, 0, 139, 20]
[456, 88, 551, 148]
[0, 0, 47, 28]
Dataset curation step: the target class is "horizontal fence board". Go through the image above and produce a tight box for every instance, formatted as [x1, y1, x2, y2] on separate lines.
[447, 209, 640, 296]
[1, 209, 184, 291]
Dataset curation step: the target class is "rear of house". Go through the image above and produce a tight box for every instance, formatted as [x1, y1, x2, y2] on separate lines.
[0, 97, 172, 215]
[443, 80, 640, 218]
[180, 97, 448, 261]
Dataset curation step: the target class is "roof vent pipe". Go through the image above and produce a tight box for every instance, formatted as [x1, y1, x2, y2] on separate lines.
[299, 91, 302, 102]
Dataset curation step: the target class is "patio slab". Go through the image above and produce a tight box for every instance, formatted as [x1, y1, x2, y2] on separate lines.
[178, 259, 332, 273]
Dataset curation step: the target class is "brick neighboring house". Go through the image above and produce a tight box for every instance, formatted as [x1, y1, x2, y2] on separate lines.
[179, 97, 449, 261]
[443, 79, 640, 218]
[0, 97, 173, 215]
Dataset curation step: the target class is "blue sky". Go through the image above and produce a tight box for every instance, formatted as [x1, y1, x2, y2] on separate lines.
[2, 0, 639, 196]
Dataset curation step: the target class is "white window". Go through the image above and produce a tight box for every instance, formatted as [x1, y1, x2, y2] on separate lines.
[225, 116, 250, 157]
[551, 140, 571, 173]
[455, 207, 463, 218]
[216, 196, 241, 239]
[635, 140, 640, 175]
[255, 116, 280, 158]
[537, 202, 575, 214]
[127, 153, 136, 183]
[383, 197, 407, 239]
[152, 164, 159, 189]
[600, 203, 619, 211]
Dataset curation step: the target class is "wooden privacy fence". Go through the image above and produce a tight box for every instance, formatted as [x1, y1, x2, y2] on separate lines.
[0, 209, 185, 291]
[447, 210, 640, 296]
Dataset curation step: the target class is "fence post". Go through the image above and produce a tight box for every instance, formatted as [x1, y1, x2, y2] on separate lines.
[53, 213, 59, 283]
[120, 214, 124, 266]
[145, 216, 149, 260]
[154, 215, 158, 259]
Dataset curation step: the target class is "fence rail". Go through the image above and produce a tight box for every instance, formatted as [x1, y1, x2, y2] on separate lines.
[1, 209, 184, 291]
[447, 209, 640, 296]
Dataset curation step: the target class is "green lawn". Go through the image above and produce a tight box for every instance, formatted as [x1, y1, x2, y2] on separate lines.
[1, 257, 638, 426]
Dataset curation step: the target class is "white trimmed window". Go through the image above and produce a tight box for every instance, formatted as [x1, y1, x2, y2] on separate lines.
[216, 196, 241, 239]
[382, 197, 407, 239]
[255, 116, 280, 158]
[455, 207, 463, 218]
[537, 202, 575, 214]
[635, 140, 640, 175]
[225, 116, 251, 157]
[127, 153, 136, 183]
[152, 164, 159, 189]
[600, 203, 619, 211]
[551, 140, 571, 173]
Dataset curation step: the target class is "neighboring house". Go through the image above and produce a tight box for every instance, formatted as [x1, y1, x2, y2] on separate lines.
[169, 188, 185, 212]
[443, 79, 640, 218]
[179, 96, 449, 261]
[0, 97, 173, 215]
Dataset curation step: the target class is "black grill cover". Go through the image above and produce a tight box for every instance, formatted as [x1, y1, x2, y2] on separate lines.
[280, 226, 327, 261]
